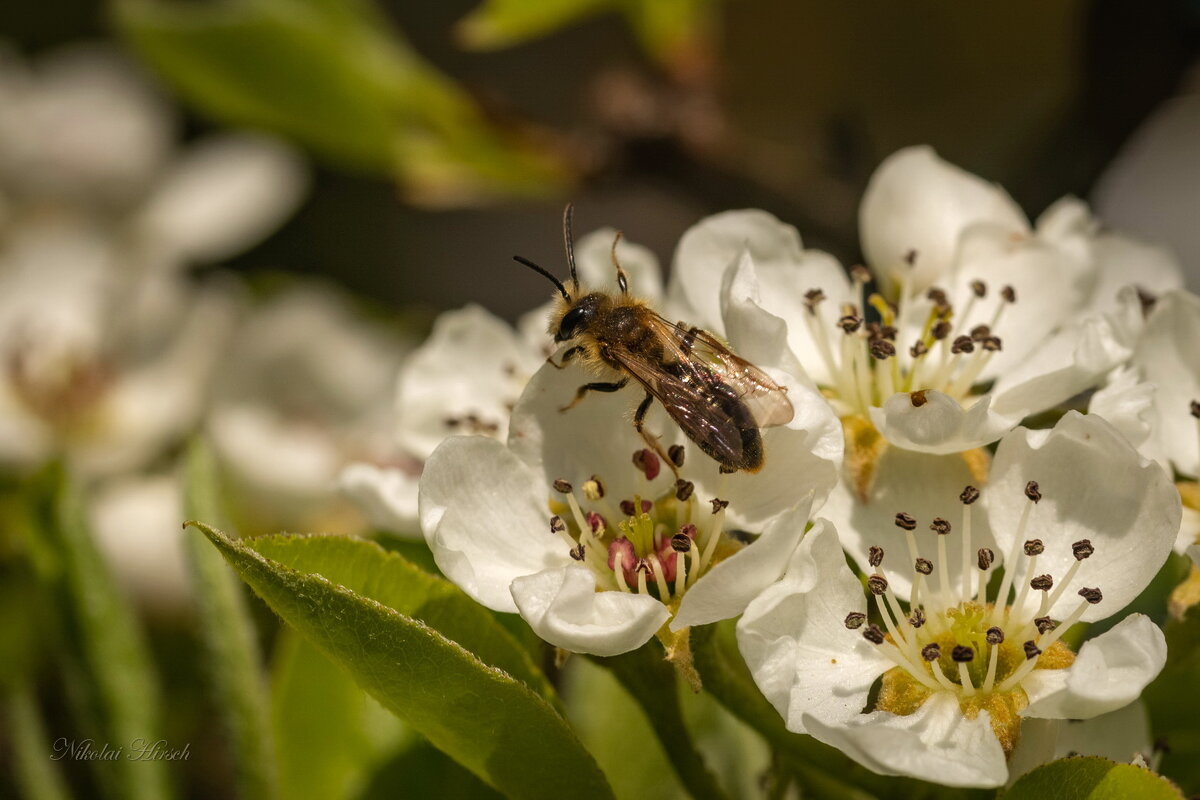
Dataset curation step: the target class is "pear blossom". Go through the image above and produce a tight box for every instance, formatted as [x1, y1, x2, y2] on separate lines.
[207, 285, 411, 531]
[418, 326, 842, 655]
[736, 412, 1179, 787]
[342, 228, 666, 536]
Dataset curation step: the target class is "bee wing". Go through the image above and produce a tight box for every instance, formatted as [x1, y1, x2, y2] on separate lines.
[607, 342, 752, 469]
[655, 318, 795, 428]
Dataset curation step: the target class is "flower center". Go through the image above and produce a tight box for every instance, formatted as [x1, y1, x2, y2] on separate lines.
[544, 448, 733, 605]
[7, 341, 113, 430]
[802, 264, 1016, 416]
[845, 481, 1098, 754]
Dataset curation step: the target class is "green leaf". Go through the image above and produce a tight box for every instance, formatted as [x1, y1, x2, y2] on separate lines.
[1005, 756, 1183, 799]
[592, 640, 729, 800]
[1144, 602, 1200, 794]
[112, 0, 570, 203]
[189, 521, 613, 800]
[182, 440, 277, 800]
[358, 739, 503, 800]
[30, 464, 171, 800]
[271, 630, 410, 800]
[246, 533, 559, 706]
[6, 681, 71, 800]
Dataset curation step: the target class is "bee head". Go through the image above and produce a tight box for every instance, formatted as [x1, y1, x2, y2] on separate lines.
[555, 293, 602, 342]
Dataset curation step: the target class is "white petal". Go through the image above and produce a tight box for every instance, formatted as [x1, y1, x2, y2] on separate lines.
[673, 497, 815, 631]
[510, 566, 669, 656]
[860, 146, 1027, 294]
[982, 413, 1180, 622]
[1179, 505, 1200, 555]
[1087, 233, 1183, 313]
[507, 360, 675, 506]
[136, 134, 307, 262]
[1053, 701, 1153, 763]
[1021, 614, 1166, 720]
[737, 519, 890, 728]
[802, 692, 1009, 788]
[419, 435, 569, 612]
[90, 473, 191, 615]
[338, 463, 421, 537]
[871, 390, 1014, 454]
[573, 228, 662, 300]
[396, 304, 536, 460]
[1087, 367, 1156, 452]
[821, 444, 996, 599]
[1133, 289, 1200, 478]
[990, 309, 1134, 421]
[208, 404, 340, 498]
[668, 209, 806, 334]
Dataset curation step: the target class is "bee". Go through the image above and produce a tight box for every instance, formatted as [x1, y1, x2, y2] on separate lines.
[512, 205, 794, 474]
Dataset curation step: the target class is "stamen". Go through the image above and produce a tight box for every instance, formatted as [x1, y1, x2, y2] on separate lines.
[844, 612, 867, 630]
[646, 553, 671, 598]
[1044, 539, 1096, 610]
[709, 497, 729, 514]
[636, 562, 650, 595]
[953, 646, 976, 696]
[1000, 285, 1016, 304]
[975, 547, 994, 603]
[583, 477, 605, 500]
[632, 449, 661, 480]
[868, 546, 884, 568]
[994, 483, 1039, 616]
[922, 643, 940, 661]
[970, 280, 987, 298]
[931, 517, 951, 604]
[908, 608, 926, 628]
[862, 624, 885, 644]
[803, 288, 826, 312]
[553, 479, 573, 493]
[983, 627, 1003, 692]
[668, 444, 686, 467]
[569, 544, 586, 561]
[960, 485, 978, 600]
[674, 479, 694, 501]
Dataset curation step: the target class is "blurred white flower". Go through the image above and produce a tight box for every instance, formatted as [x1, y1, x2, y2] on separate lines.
[418, 346, 841, 656]
[208, 285, 411, 531]
[737, 413, 1178, 787]
[0, 43, 307, 272]
[341, 228, 665, 536]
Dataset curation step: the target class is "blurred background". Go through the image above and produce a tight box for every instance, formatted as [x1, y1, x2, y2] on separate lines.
[1, 0, 1199, 798]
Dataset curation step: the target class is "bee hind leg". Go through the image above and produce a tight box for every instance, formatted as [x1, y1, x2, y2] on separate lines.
[633, 391, 681, 479]
[560, 377, 628, 412]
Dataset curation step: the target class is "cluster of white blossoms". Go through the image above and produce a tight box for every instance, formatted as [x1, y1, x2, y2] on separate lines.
[351, 143, 1200, 788]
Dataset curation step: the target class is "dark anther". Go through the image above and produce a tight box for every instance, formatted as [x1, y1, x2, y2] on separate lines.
[977, 548, 995, 570]
[550, 515, 567, 533]
[710, 497, 729, 514]
[969, 324, 991, 341]
[894, 511, 917, 530]
[619, 500, 636, 516]
[1034, 617, 1055, 635]
[668, 444, 686, 467]
[986, 627, 1005, 645]
[970, 279, 987, 298]
[1072, 539, 1094, 561]
[909, 608, 926, 628]
[851, 265, 872, 283]
[803, 288, 826, 311]
[951, 645, 975, 663]
[1030, 574, 1054, 592]
[903, 249, 918, 265]
[553, 478, 573, 494]
[950, 335, 975, 354]
[1078, 587, 1103, 605]
[675, 479, 694, 501]
[867, 575, 889, 596]
[910, 390, 928, 407]
[839, 314, 863, 333]
[926, 287, 949, 308]
[930, 517, 951, 535]
[1023, 539, 1045, 556]
[868, 546, 884, 567]
[915, 557, 933, 575]
[632, 448, 661, 480]
[982, 336, 1003, 352]
[671, 532, 693, 553]
[932, 320, 952, 340]
[1023, 641, 1042, 660]
[587, 476, 605, 498]
[863, 624, 886, 645]
[1001, 285, 1016, 303]
[569, 544, 586, 561]
[1024, 481, 1042, 503]
[1137, 288, 1158, 316]
[910, 340, 929, 358]
[869, 339, 896, 360]
[1190, 400, 1200, 419]
[921, 643, 941, 661]
[960, 485, 981, 504]
[443, 416, 461, 429]
[879, 324, 898, 341]
[844, 612, 867, 630]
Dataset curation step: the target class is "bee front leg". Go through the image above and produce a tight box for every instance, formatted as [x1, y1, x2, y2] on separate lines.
[633, 391, 681, 479]
[547, 345, 584, 369]
[560, 377, 628, 412]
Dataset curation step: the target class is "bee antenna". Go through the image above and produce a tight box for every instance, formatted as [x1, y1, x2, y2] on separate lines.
[563, 202, 580, 293]
[513, 255, 570, 302]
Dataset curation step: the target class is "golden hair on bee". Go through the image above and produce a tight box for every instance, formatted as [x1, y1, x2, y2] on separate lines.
[512, 204, 794, 474]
